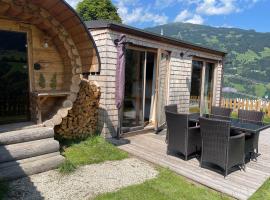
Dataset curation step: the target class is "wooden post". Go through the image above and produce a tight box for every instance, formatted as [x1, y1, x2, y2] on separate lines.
[229, 99, 233, 109]
[226, 99, 229, 108]
[250, 100, 254, 111]
[268, 103, 270, 117]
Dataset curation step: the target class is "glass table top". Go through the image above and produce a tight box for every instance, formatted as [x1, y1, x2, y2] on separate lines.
[189, 113, 270, 133]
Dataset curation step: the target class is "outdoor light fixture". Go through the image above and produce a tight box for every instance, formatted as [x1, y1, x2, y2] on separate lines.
[42, 36, 51, 48]
[43, 42, 49, 48]
[180, 50, 193, 58]
[114, 39, 133, 47]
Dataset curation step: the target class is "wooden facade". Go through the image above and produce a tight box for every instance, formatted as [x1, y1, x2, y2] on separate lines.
[88, 22, 226, 137]
[0, 0, 100, 127]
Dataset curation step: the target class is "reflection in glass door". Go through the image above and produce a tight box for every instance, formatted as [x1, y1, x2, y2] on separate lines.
[202, 63, 214, 114]
[122, 49, 145, 129]
[189, 60, 215, 114]
[189, 61, 203, 113]
[122, 49, 157, 132]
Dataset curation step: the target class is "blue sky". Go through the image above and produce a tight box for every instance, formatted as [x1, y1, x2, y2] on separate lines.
[66, 0, 270, 32]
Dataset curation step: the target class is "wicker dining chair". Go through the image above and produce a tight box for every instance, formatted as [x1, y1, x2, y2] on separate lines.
[164, 104, 178, 143]
[165, 111, 201, 160]
[211, 106, 233, 117]
[199, 117, 245, 176]
[238, 109, 264, 122]
[238, 109, 264, 157]
[164, 104, 178, 113]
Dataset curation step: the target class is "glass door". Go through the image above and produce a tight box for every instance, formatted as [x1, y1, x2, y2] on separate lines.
[122, 49, 145, 130]
[189, 60, 215, 114]
[189, 61, 203, 113]
[122, 48, 157, 132]
[0, 30, 29, 125]
[201, 63, 215, 114]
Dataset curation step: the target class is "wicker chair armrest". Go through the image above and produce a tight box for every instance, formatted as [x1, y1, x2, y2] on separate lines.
[188, 126, 200, 130]
[228, 132, 245, 169]
[188, 126, 200, 135]
[230, 133, 245, 140]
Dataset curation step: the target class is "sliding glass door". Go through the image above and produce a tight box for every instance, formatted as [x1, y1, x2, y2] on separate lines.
[189, 61, 203, 113]
[189, 60, 215, 114]
[202, 63, 214, 114]
[122, 48, 157, 131]
[123, 50, 145, 129]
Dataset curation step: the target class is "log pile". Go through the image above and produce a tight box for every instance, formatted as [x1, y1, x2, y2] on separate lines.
[55, 80, 101, 139]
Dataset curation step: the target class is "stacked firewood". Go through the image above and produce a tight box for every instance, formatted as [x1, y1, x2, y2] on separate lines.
[55, 79, 101, 139]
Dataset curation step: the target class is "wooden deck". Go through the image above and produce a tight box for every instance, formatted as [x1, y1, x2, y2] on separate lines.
[117, 129, 270, 200]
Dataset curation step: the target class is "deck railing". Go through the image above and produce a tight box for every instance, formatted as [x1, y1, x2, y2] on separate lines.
[221, 98, 270, 117]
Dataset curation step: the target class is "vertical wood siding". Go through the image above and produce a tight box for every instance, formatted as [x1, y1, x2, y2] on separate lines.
[90, 29, 224, 136]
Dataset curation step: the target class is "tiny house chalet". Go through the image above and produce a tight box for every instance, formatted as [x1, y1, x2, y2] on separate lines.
[87, 21, 226, 137]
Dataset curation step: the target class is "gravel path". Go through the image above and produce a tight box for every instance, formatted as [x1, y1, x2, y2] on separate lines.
[6, 158, 158, 200]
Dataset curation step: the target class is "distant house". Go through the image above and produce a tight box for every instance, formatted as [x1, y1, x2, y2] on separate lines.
[87, 20, 226, 137]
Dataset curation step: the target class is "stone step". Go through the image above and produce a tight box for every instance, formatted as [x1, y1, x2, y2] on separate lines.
[0, 138, 60, 163]
[0, 127, 54, 145]
[0, 154, 65, 181]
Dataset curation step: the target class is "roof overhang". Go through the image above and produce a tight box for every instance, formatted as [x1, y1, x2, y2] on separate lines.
[86, 20, 226, 57]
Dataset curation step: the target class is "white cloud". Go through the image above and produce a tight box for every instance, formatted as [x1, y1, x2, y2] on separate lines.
[65, 0, 260, 27]
[185, 14, 204, 24]
[196, 0, 240, 15]
[174, 10, 204, 24]
[174, 10, 191, 22]
[65, 0, 80, 8]
[154, 0, 200, 9]
[116, 0, 168, 25]
[154, 0, 177, 9]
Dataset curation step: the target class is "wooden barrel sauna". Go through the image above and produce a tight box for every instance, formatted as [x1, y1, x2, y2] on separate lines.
[0, 0, 100, 127]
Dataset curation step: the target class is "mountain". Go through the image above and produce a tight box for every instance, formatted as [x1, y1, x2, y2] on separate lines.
[145, 22, 270, 99]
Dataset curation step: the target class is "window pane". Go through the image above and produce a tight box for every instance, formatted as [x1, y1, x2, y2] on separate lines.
[123, 49, 145, 128]
[202, 63, 214, 114]
[189, 61, 203, 113]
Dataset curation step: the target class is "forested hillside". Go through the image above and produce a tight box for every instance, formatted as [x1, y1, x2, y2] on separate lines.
[146, 23, 270, 99]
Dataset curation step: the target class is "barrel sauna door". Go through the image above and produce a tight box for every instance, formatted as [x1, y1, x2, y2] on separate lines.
[0, 30, 30, 125]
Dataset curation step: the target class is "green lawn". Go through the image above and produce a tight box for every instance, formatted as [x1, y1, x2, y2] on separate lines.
[0, 181, 8, 200]
[250, 178, 270, 200]
[94, 168, 231, 200]
[59, 136, 129, 173]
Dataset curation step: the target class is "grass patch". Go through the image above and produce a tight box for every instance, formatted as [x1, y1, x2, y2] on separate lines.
[59, 136, 128, 173]
[94, 168, 231, 200]
[250, 178, 270, 200]
[0, 181, 9, 200]
[58, 159, 77, 174]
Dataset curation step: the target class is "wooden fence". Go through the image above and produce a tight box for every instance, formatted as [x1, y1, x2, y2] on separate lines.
[221, 98, 270, 117]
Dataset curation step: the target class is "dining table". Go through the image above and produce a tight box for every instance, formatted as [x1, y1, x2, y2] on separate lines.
[189, 113, 270, 159]
[189, 113, 270, 134]
[189, 113, 270, 160]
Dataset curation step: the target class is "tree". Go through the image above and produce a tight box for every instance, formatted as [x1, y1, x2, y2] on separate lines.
[76, 0, 122, 23]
